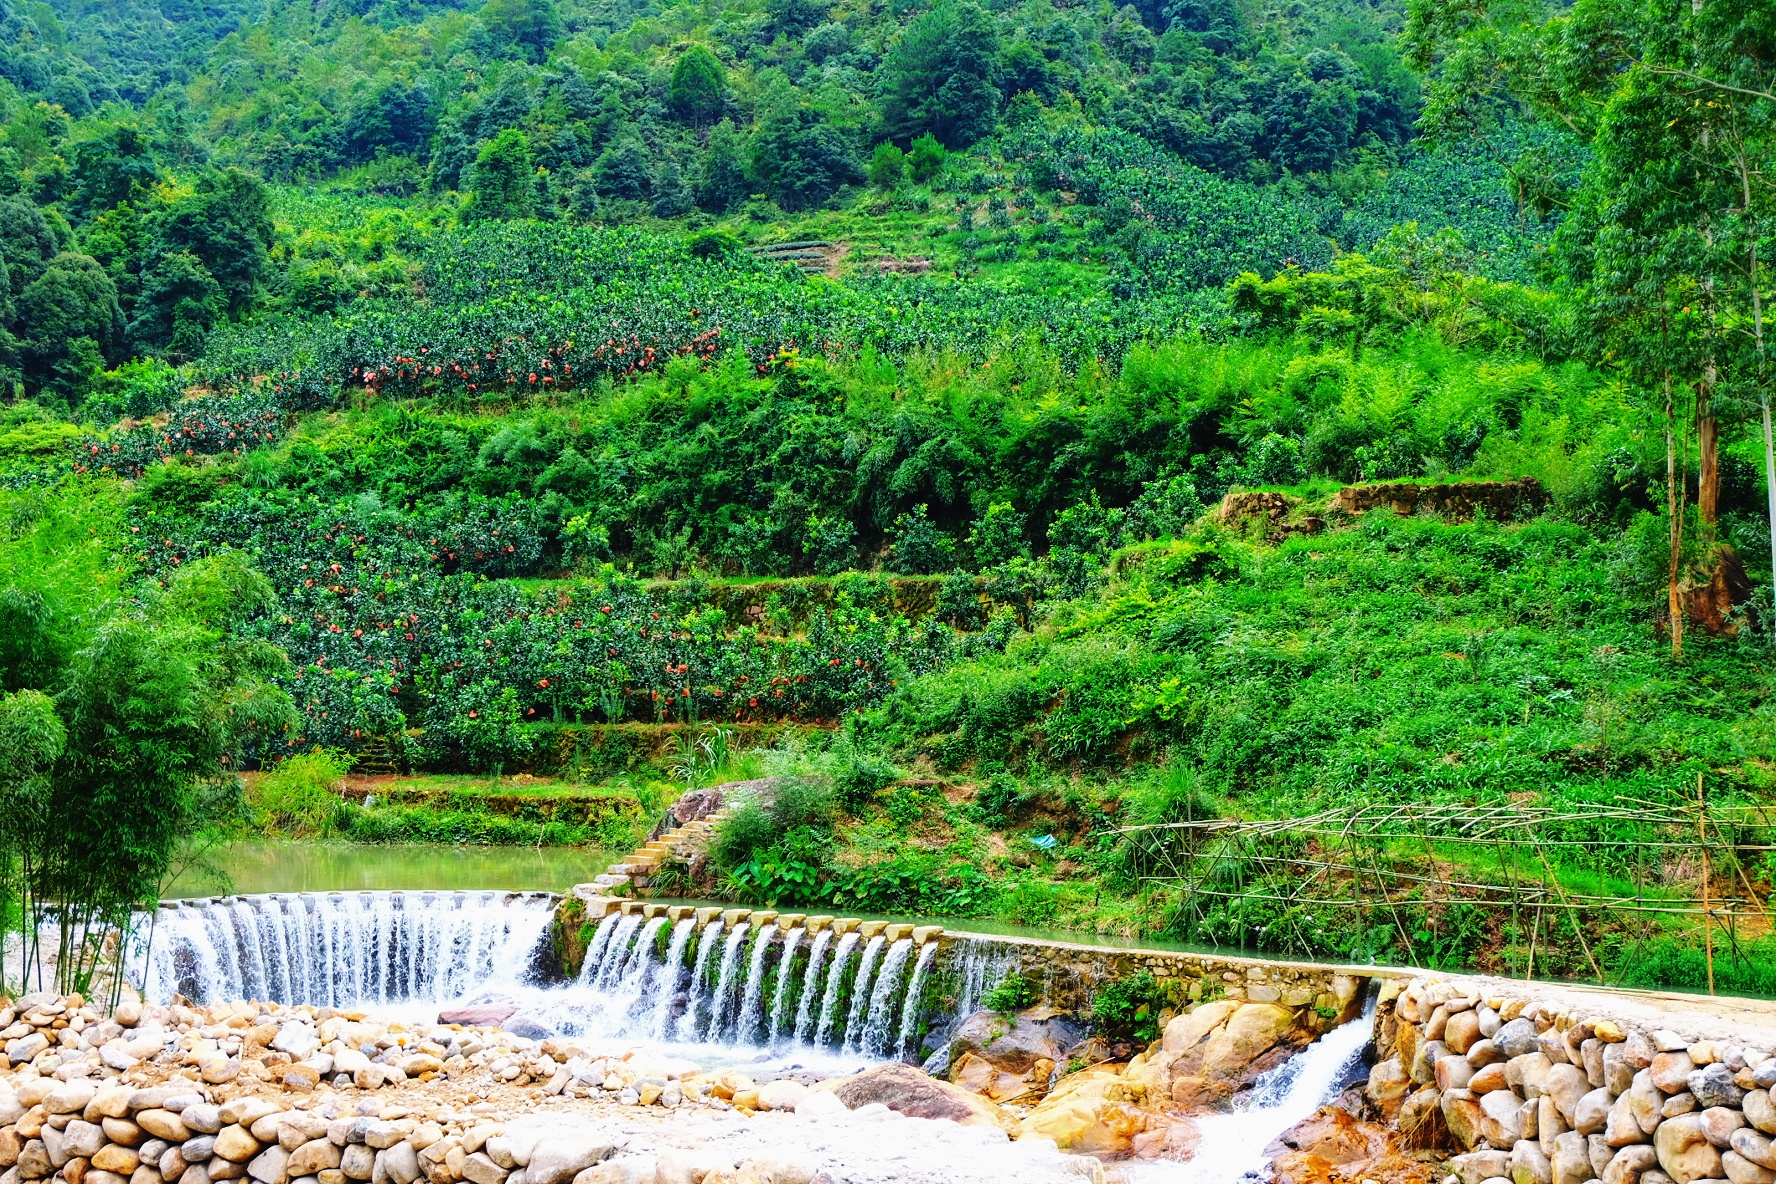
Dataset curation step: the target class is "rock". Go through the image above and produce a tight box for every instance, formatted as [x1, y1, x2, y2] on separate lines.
[139, 1113, 191, 1143]
[1748, 1092, 1776, 1135]
[1575, 1090, 1611, 1135]
[339, 1147, 374, 1182]
[1269, 1106, 1421, 1184]
[185, 1138, 218, 1164]
[1483, 1088, 1527, 1144]
[1606, 1093, 1648, 1148]
[1367, 1058, 1412, 1119]
[523, 1131, 613, 1184]
[1656, 1114, 1724, 1184]
[1653, 1054, 1699, 1095]
[1018, 1066, 1160, 1158]
[269, 1029, 319, 1062]
[1552, 1132, 1590, 1184]
[1471, 1040, 1505, 1069]
[45, 1084, 99, 1116]
[288, 1143, 341, 1178]
[1448, 1014, 1483, 1056]
[948, 1010, 1082, 1078]
[1724, 1151, 1776, 1184]
[1547, 1065, 1590, 1124]
[214, 1130, 259, 1164]
[793, 1092, 848, 1122]
[460, 1156, 505, 1184]
[1594, 1022, 1625, 1044]
[381, 1146, 419, 1184]
[1541, 1096, 1570, 1156]
[1200, 1004, 1301, 1080]
[1706, 1110, 1750, 1149]
[1757, 1064, 1776, 1091]
[1632, 1073, 1666, 1135]
[281, 1067, 318, 1093]
[1691, 1066, 1746, 1110]
[92, 1149, 139, 1175]
[197, 1057, 240, 1086]
[1498, 1022, 1543, 1060]
[1512, 1139, 1553, 1184]
[754, 1082, 808, 1112]
[832, 1063, 1015, 1131]
[1400, 1086, 1447, 1147]
[247, 1147, 289, 1184]
[62, 1122, 105, 1158]
[1606, 1046, 1641, 1095]
[1736, 1130, 1776, 1171]
[1439, 1057, 1477, 1092]
[1452, 1150, 1512, 1184]
[1664, 1093, 1699, 1119]
[1445, 1091, 1487, 1150]
[1603, 1145, 1659, 1184]
[183, 1109, 223, 1137]
[1472, 1065, 1510, 1095]
[435, 1007, 516, 1028]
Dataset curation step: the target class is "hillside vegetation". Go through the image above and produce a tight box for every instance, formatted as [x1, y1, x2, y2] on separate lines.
[0, 0, 1772, 996]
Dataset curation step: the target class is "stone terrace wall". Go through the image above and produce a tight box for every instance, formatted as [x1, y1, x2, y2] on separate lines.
[1366, 974, 1776, 1184]
[940, 931, 1371, 1025]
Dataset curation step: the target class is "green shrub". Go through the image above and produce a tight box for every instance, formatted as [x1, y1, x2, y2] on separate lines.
[982, 971, 1039, 1017]
[1092, 970, 1168, 1044]
[250, 750, 351, 836]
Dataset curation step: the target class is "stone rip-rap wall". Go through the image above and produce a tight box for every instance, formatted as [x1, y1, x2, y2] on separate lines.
[1366, 976, 1776, 1184]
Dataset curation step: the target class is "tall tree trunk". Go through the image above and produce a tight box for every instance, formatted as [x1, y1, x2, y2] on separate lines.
[1667, 359, 1686, 660]
[1698, 273, 1720, 527]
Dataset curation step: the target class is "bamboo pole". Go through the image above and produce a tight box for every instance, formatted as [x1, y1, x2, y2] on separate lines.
[1700, 771, 1715, 995]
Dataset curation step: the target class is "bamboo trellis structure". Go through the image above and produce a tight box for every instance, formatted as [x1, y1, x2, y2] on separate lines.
[1114, 787, 1776, 993]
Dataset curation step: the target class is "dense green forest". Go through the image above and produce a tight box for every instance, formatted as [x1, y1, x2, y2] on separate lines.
[0, 0, 1773, 992]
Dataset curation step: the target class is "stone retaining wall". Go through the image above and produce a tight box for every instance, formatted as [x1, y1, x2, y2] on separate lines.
[1365, 974, 1776, 1184]
[938, 931, 1371, 1023]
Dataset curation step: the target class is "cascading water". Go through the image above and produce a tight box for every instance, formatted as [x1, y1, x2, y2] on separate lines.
[139, 892, 557, 1007]
[732, 926, 775, 1043]
[675, 920, 724, 1042]
[793, 929, 833, 1044]
[767, 928, 804, 1044]
[841, 935, 887, 1055]
[859, 939, 913, 1057]
[1157, 997, 1376, 1184]
[577, 914, 620, 986]
[648, 920, 696, 1039]
[815, 932, 859, 1046]
[895, 941, 939, 1058]
[705, 923, 751, 1040]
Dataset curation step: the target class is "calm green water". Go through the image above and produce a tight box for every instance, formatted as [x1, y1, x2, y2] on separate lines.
[164, 841, 616, 897]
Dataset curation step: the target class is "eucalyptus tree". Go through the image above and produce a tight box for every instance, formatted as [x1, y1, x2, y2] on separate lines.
[1406, 0, 1775, 652]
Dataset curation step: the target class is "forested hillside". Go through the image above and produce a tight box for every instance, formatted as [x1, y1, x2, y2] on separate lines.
[0, 0, 1772, 991]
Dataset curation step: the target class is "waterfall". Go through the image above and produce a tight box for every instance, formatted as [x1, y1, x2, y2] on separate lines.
[732, 926, 775, 1045]
[792, 929, 832, 1045]
[648, 919, 696, 1039]
[859, 939, 913, 1057]
[577, 914, 620, 985]
[952, 936, 1017, 1017]
[1172, 998, 1376, 1184]
[675, 919, 724, 1042]
[706, 922, 751, 1041]
[768, 928, 804, 1045]
[815, 932, 860, 1046]
[841, 935, 887, 1055]
[594, 914, 645, 990]
[895, 941, 939, 1058]
[139, 892, 556, 1007]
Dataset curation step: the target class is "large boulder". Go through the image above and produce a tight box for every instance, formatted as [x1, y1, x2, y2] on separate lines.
[1124, 1000, 1309, 1111]
[1018, 1064, 1170, 1159]
[1270, 1106, 1435, 1184]
[828, 1063, 1015, 1132]
[946, 1009, 1081, 1104]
